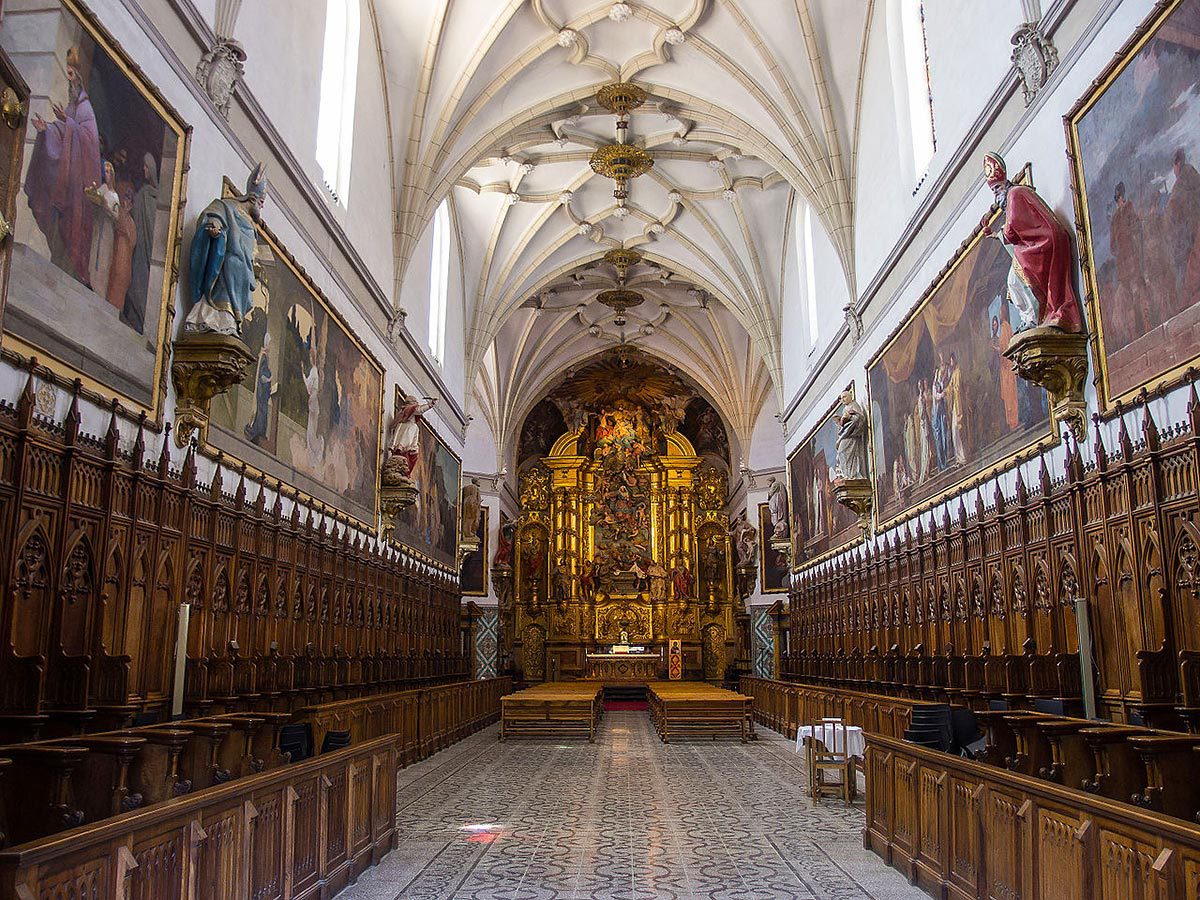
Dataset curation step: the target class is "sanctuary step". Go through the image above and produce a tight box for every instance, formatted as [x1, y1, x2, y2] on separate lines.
[603, 684, 647, 704]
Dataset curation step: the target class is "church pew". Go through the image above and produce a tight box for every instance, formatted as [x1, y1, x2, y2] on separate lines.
[863, 732, 1200, 900]
[1000, 711, 1060, 776]
[65, 735, 148, 821]
[177, 720, 236, 789]
[647, 683, 753, 743]
[1127, 733, 1200, 819]
[0, 733, 400, 899]
[1033, 717, 1097, 788]
[122, 727, 194, 804]
[1079, 724, 1149, 803]
[499, 684, 602, 742]
[0, 745, 87, 845]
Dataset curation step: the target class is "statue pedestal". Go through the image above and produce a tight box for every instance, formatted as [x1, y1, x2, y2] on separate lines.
[832, 477, 873, 532]
[380, 469, 419, 538]
[1002, 326, 1089, 440]
[171, 331, 254, 447]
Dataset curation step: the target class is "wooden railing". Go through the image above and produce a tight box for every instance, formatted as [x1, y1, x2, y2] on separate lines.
[863, 732, 1200, 900]
[738, 676, 915, 740]
[292, 677, 510, 764]
[0, 733, 398, 899]
[0, 676, 511, 893]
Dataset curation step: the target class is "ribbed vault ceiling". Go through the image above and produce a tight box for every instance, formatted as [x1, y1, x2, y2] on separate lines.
[374, 0, 873, 459]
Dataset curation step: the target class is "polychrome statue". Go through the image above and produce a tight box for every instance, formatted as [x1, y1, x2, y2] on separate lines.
[981, 151, 1082, 333]
[185, 163, 266, 337]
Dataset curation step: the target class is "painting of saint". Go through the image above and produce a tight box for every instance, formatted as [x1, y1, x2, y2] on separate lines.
[758, 504, 789, 593]
[788, 389, 861, 567]
[518, 400, 566, 464]
[0, 0, 187, 419]
[867, 226, 1052, 529]
[207, 208, 383, 526]
[460, 507, 489, 597]
[1068, 0, 1200, 409]
[391, 412, 462, 566]
[681, 398, 730, 465]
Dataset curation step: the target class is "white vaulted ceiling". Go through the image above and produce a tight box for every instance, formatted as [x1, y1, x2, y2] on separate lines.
[372, 0, 873, 460]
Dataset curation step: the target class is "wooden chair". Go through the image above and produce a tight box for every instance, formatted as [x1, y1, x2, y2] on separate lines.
[807, 718, 854, 807]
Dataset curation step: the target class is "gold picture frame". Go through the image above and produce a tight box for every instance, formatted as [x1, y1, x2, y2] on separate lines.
[462, 506, 490, 597]
[788, 382, 863, 571]
[0, 0, 192, 426]
[204, 179, 384, 531]
[1065, 0, 1200, 414]
[389, 386, 462, 567]
[757, 503, 788, 594]
[866, 171, 1058, 533]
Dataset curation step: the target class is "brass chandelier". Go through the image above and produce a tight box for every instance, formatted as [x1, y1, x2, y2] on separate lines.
[589, 82, 653, 210]
[595, 247, 645, 326]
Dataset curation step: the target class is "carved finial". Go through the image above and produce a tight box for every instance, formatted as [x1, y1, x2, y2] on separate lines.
[1091, 413, 1108, 471]
[1188, 368, 1200, 435]
[210, 455, 224, 499]
[182, 436, 197, 487]
[1140, 389, 1160, 452]
[64, 379, 82, 444]
[993, 481, 1005, 514]
[1116, 403, 1133, 459]
[235, 464, 248, 507]
[132, 412, 147, 470]
[1038, 451, 1051, 495]
[104, 399, 120, 458]
[17, 357, 37, 426]
[1014, 466, 1028, 504]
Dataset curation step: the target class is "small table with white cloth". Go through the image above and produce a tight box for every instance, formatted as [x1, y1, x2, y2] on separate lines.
[794, 723, 867, 758]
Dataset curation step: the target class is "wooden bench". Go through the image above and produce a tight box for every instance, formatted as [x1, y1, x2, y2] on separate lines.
[499, 684, 603, 742]
[647, 683, 754, 743]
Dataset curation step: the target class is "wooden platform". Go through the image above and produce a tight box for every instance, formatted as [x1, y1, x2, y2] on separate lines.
[499, 683, 604, 742]
[646, 683, 756, 743]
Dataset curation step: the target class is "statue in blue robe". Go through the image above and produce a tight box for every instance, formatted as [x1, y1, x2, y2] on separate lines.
[184, 163, 266, 337]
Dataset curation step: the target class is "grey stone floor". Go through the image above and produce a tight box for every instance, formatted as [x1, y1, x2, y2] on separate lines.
[335, 711, 928, 900]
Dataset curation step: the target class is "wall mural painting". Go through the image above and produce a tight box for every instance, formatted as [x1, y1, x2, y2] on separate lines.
[518, 399, 566, 465]
[788, 388, 861, 567]
[391, 408, 462, 567]
[460, 507, 489, 597]
[0, 0, 189, 419]
[680, 397, 730, 466]
[758, 503, 788, 594]
[206, 204, 383, 526]
[1068, 0, 1200, 410]
[867, 224, 1053, 530]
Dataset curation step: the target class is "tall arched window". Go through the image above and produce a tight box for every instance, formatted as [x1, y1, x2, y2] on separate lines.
[796, 202, 819, 352]
[428, 201, 451, 364]
[888, 0, 935, 182]
[316, 0, 360, 205]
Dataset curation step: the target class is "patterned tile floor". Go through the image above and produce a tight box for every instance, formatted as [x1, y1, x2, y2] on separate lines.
[335, 712, 928, 900]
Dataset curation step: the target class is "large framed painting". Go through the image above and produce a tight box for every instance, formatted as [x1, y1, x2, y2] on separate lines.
[788, 385, 862, 568]
[0, 0, 190, 421]
[1067, 0, 1200, 412]
[461, 507, 489, 596]
[867, 216, 1053, 531]
[758, 503, 788, 593]
[206, 190, 383, 526]
[390, 399, 461, 567]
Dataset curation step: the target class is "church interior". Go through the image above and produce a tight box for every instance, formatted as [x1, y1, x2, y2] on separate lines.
[0, 0, 1199, 897]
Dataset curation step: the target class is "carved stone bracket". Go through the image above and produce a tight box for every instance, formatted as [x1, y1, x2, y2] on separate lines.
[832, 477, 873, 533]
[734, 563, 756, 602]
[171, 331, 254, 448]
[379, 470, 419, 538]
[1002, 326, 1089, 440]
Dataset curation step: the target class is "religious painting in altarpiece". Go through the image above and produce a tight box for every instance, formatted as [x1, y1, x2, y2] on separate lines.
[866, 198, 1054, 532]
[788, 384, 861, 569]
[1067, 0, 1200, 412]
[0, 0, 189, 422]
[207, 184, 384, 527]
[460, 506, 489, 597]
[390, 399, 462, 568]
[758, 503, 788, 594]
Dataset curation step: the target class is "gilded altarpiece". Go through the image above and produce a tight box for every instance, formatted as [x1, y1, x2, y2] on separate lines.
[510, 423, 736, 683]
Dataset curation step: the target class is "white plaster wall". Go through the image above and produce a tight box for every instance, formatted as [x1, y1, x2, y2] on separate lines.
[783, 0, 1178, 572]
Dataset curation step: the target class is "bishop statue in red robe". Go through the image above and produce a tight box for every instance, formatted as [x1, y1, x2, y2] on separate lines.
[981, 151, 1083, 334]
